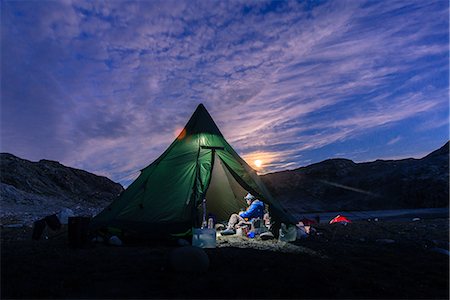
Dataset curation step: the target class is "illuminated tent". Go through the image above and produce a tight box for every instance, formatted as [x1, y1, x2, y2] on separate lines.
[90, 104, 295, 237]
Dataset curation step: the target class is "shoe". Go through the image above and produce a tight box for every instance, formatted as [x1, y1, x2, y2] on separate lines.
[260, 231, 275, 240]
[215, 223, 225, 231]
[221, 228, 236, 236]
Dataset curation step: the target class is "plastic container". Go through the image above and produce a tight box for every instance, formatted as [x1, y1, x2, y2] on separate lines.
[207, 218, 214, 229]
[192, 228, 216, 248]
[242, 226, 249, 236]
[236, 228, 243, 236]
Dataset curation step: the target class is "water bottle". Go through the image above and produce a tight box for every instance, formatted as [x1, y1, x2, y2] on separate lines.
[207, 217, 214, 229]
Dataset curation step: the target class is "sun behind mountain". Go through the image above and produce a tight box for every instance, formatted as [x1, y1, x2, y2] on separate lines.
[254, 159, 262, 168]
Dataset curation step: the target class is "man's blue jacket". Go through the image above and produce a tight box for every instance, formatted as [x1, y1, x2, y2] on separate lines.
[239, 200, 265, 220]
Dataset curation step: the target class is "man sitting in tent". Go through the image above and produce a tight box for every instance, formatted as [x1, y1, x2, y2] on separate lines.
[221, 193, 265, 235]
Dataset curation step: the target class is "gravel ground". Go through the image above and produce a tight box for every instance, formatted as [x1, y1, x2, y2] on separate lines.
[2, 218, 449, 299]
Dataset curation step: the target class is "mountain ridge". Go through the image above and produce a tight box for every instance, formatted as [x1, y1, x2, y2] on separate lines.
[261, 141, 449, 214]
[0, 153, 123, 224]
[1, 142, 448, 223]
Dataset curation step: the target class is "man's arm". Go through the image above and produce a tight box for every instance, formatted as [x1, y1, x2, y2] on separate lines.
[239, 202, 258, 219]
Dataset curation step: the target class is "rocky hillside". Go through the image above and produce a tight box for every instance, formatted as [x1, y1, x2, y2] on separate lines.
[1, 142, 448, 224]
[1, 153, 123, 224]
[261, 142, 449, 214]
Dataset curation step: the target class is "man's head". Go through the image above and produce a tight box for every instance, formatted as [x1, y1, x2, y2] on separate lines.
[244, 193, 255, 205]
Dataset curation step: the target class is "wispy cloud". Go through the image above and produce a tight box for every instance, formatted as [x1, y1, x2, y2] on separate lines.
[1, 0, 448, 185]
[387, 136, 402, 146]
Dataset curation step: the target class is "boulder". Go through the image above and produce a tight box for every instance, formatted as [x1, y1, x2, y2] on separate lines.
[168, 246, 209, 273]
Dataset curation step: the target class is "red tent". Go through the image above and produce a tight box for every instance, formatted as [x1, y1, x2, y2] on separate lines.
[329, 215, 352, 224]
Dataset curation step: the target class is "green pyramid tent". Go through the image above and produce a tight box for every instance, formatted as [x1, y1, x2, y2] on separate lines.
[90, 104, 295, 237]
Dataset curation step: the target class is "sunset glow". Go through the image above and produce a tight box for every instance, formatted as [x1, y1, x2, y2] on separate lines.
[242, 151, 284, 173]
[254, 160, 262, 168]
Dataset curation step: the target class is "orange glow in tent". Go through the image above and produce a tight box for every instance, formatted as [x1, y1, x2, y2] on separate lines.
[175, 128, 187, 140]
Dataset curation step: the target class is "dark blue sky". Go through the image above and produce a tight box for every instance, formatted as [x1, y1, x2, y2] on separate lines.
[1, 0, 448, 186]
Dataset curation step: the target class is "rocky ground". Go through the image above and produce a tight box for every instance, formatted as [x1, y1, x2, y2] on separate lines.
[2, 218, 448, 299]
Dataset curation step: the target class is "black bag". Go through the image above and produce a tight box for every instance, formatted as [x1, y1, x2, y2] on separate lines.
[32, 219, 47, 240]
[45, 214, 62, 231]
[68, 217, 91, 248]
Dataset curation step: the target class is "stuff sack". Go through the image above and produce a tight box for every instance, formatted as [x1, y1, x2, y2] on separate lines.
[279, 223, 296, 242]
